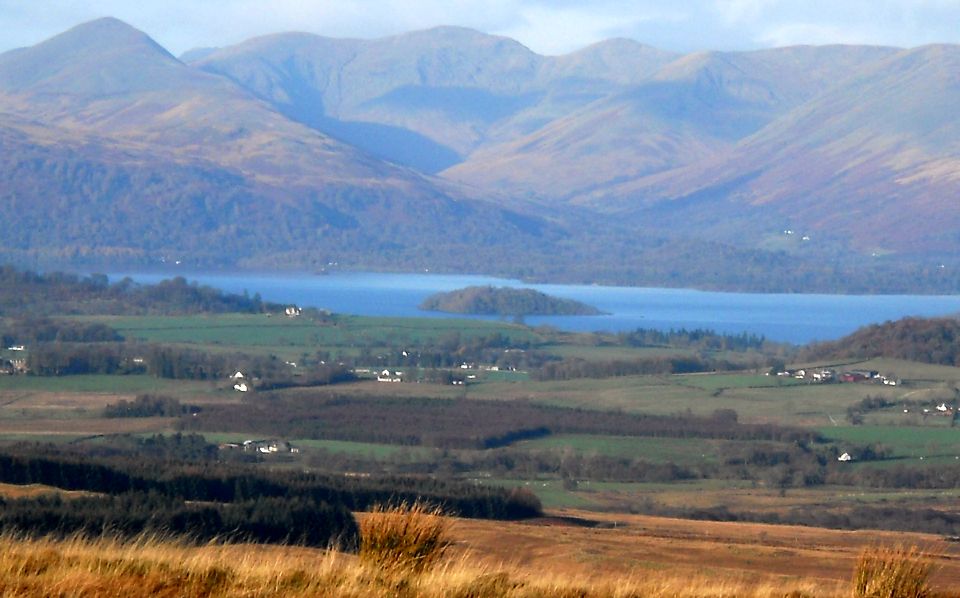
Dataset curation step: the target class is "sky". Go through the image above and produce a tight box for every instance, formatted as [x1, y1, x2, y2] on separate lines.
[1, 0, 959, 57]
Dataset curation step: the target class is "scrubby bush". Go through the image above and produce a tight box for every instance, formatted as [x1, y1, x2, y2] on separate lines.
[359, 501, 450, 576]
[852, 545, 932, 598]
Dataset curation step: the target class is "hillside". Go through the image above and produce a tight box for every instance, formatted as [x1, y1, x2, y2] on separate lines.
[589, 45, 960, 255]
[0, 19, 563, 271]
[803, 316, 960, 365]
[195, 29, 960, 262]
[444, 45, 896, 200]
[190, 29, 677, 173]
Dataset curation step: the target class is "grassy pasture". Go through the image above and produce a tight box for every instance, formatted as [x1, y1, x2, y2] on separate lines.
[468, 372, 919, 427]
[675, 373, 803, 390]
[542, 344, 691, 360]
[821, 425, 960, 460]
[0, 374, 209, 394]
[518, 434, 740, 465]
[0, 416, 176, 437]
[567, 480, 960, 515]
[473, 478, 597, 509]
[198, 433, 435, 459]
[96, 313, 535, 348]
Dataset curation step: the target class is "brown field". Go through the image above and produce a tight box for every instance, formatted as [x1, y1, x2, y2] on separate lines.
[0, 482, 95, 499]
[0, 416, 176, 436]
[446, 508, 960, 592]
[0, 390, 134, 412]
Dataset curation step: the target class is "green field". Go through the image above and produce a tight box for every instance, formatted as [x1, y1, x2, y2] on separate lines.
[676, 373, 804, 391]
[0, 374, 211, 394]
[87, 313, 537, 359]
[469, 372, 902, 427]
[518, 434, 740, 465]
[543, 344, 692, 361]
[473, 477, 596, 509]
[821, 425, 960, 460]
[197, 433, 433, 459]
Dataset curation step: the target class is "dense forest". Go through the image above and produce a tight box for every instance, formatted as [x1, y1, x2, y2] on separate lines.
[420, 286, 604, 316]
[0, 446, 542, 544]
[803, 316, 960, 365]
[534, 355, 740, 381]
[0, 266, 278, 316]
[616, 328, 775, 353]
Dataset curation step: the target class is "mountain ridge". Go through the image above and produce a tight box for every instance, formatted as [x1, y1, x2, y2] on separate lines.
[2, 18, 959, 292]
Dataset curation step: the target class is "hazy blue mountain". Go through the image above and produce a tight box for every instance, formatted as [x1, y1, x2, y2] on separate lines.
[190, 28, 677, 172]
[0, 19, 562, 269]
[590, 44, 960, 256]
[3, 17, 960, 284]
[444, 45, 896, 200]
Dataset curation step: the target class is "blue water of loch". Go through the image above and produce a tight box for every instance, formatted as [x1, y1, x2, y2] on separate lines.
[109, 271, 960, 345]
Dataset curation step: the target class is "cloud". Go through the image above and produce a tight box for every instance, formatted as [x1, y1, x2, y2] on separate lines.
[713, 0, 783, 24]
[495, 4, 688, 55]
[0, 0, 958, 57]
[755, 22, 876, 47]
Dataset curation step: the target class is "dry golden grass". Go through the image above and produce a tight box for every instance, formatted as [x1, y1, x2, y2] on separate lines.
[1, 507, 959, 597]
[0, 531, 853, 598]
[852, 545, 934, 598]
[0, 482, 95, 500]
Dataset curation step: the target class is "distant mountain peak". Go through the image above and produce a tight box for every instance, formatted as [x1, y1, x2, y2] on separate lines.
[43, 17, 174, 60]
[394, 25, 507, 41]
[0, 17, 184, 95]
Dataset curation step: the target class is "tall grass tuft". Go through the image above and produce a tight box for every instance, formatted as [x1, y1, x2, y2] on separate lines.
[358, 501, 450, 577]
[851, 545, 932, 598]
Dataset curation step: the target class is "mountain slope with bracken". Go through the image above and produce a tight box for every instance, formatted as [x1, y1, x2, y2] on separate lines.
[442, 45, 898, 201]
[587, 44, 960, 256]
[0, 18, 563, 270]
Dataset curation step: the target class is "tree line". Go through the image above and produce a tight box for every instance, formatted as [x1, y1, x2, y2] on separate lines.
[616, 327, 773, 352]
[534, 355, 740, 381]
[802, 316, 960, 366]
[0, 265, 279, 317]
[0, 448, 542, 521]
[0, 492, 357, 548]
[181, 393, 820, 450]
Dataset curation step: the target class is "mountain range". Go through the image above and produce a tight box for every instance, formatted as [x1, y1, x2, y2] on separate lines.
[0, 18, 958, 291]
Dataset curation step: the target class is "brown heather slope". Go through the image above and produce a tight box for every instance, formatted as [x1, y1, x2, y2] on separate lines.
[451, 509, 960, 591]
[0, 19, 563, 269]
[444, 45, 896, 201]
[0, 18, 436, 189]
[591, 45, 960, 255]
